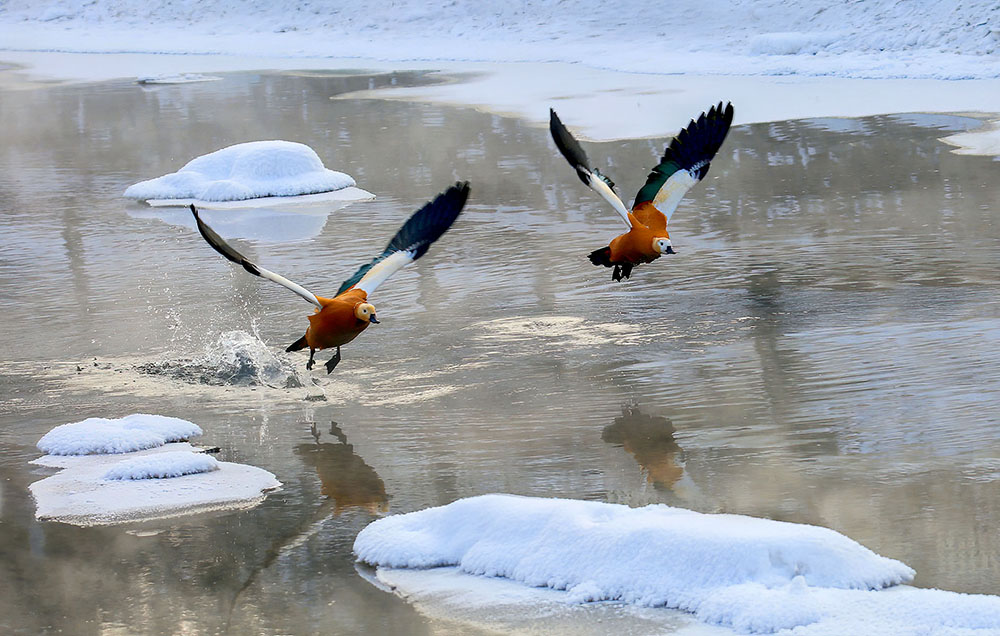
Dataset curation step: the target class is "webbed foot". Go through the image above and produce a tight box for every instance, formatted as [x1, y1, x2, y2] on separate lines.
[325, 347, 342, 374]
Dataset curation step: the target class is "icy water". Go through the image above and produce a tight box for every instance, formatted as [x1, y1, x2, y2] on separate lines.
[1, 68, 999, 634]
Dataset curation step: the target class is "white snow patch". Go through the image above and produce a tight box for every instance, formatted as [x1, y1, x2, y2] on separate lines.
[124, 140, 368, 203]
[103, 450, 219, 480]
[37, 413, 202, 455]
[354, 494, 1000, 634]
[941, 120, 1000, 157]
[31, 442, 280, 525]
[748, 32, 843, 56]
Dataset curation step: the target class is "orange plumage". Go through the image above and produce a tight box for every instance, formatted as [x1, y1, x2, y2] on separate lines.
[304, 289, 372, 351]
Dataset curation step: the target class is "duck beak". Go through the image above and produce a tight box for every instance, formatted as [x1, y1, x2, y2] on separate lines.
[665, 245, 675, 255]
[369, 315, 380, 324]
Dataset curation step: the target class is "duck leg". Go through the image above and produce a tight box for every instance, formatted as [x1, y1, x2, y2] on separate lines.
[306, 348, 316, 371]
[325, 347, 342, 374]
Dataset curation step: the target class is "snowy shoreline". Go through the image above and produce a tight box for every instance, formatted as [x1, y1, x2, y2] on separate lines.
[3, 50, 999, 156]
[1, 0, 999, 154]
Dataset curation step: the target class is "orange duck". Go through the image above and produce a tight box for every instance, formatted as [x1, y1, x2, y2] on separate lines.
[191, 182, 470, 373]
[549, 103, 734, 281]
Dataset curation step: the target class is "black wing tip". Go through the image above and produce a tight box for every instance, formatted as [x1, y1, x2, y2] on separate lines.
[549, 108, 595, 188]
[336, 182, 470, 295]
[659, 101, 736, 174]
[189, 202, 259, 275]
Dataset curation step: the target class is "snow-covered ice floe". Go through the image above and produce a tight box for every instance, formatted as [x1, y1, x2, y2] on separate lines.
[30, 414, 280, 525]
[354, 494, 1000, 634]
[942, 120, 1000, 157]
[123, 140, 375, 208]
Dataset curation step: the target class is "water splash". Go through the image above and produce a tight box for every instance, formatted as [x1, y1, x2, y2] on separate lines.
[136, 330, 304, 388]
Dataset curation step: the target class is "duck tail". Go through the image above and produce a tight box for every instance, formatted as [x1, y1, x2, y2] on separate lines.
[285, 335, 308, 352]
[588, 245, 613, 268]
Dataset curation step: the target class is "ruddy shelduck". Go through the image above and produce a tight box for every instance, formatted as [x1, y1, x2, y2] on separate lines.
[190, 182, 470, 373]
[549, 103, 734, 281]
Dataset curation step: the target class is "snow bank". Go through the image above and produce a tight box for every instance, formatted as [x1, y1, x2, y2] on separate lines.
[124, 140, 369, 204]
[355, 495, 1000, 634]
[30, 415, 280, 525]
[37, 413, 202, 455]
[1, 0, 999, 80]
[103, 450, 219, 480]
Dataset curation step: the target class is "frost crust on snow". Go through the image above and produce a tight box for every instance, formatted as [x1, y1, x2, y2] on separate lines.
[37, 413, 202, 455]
[103, 450, 219, 480]
[123, 140, 358, 202]
[30, 415, 280, 525]
[352, 494, 1000, 633]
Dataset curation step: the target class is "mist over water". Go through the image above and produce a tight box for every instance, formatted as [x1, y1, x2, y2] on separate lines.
[0, 69, 998, 634]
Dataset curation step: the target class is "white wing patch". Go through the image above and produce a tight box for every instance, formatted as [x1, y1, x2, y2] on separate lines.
[588, 173, 632, 228]
[355, 250, 416, 296]
[257, 267, 322, 308]
[652, 170, 698, 222]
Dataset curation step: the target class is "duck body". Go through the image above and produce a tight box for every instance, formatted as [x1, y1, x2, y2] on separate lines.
[301, 288, 371, 351]
[589, 205, 671, 280]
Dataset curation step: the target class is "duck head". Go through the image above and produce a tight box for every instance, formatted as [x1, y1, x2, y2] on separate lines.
[354, 302, 379, 324]
[653, 237, 675, 255]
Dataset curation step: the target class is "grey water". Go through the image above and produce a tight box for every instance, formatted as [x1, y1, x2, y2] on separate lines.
[0, 67, 998, 634]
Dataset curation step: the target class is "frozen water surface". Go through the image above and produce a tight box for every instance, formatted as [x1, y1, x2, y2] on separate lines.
[0, 70, 999, 634]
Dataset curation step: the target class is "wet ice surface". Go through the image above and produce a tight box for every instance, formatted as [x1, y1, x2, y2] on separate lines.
[0, 70, 998, 634]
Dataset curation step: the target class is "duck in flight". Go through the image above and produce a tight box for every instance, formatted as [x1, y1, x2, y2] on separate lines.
[549, 103, 734, 281]
[190, 182, 470, 373]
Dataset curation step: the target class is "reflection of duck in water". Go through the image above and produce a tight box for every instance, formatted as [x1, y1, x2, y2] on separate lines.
[295, 422, 389, 515]
[602, 405, 685, 491]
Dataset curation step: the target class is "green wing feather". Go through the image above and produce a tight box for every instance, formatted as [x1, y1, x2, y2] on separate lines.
[635, 102, 734, 207]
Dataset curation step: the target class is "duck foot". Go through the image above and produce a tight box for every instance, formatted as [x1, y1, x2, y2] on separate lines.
[325, 347, 342, 374]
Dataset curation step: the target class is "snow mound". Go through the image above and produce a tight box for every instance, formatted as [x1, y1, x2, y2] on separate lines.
[355, 494, 913, 593]
[124, 140, 360, 203]
[351, 495, 1000, 633]
[37, 413, 202, 455]
[31, 442, 280, 525]
[103, 450, 219, 480]
[31, 414, 281, 525]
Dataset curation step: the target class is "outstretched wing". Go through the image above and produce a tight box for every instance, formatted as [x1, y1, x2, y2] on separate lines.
[190, 205, 322, 309]
[337, 182, 470, 296]
[634, 102, 734, 222]
[549, 109, 632, 228]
